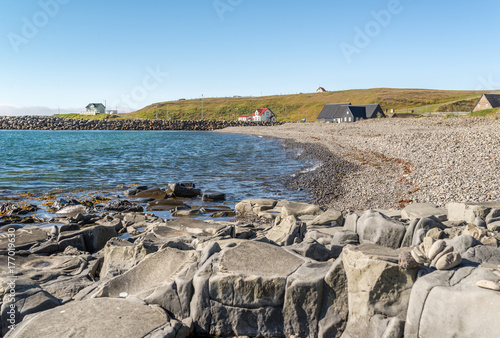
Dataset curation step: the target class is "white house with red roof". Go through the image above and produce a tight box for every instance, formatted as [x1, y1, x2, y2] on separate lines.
[238, 115, 253, 121]
[238, 108, 277, 122]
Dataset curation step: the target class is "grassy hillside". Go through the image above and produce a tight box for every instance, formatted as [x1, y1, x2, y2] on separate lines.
[123, 88, 484, 121]
[434, 98, 479, 113]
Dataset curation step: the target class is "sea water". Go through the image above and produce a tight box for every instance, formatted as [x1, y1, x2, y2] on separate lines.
[0, 130, 310, 203]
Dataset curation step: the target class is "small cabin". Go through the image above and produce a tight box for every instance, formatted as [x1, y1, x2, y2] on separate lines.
[316, 87, 327, 93]
[472, 94, 500, 112]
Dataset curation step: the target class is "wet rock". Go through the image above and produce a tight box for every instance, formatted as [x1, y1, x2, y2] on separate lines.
[168, 183, 201, 198]
[104, 200, 143, 212]
[201, 191, 226, 202]
[171, 209, 202, 217]
[55, 205, 87, 217]
[134, 188, 167, 200]
[146, 198, 185, 211]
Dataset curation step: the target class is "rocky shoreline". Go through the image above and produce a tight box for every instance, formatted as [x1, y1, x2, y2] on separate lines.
[219, 117, 500, 211]
[1, 118, 499, 337]
[1, 183, 500, 337]
[0, 116, 280, 131]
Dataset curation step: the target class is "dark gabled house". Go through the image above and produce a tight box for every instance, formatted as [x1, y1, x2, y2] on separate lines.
[317, 103, 385, 123]
[472, 94, 500, 112]
[317, 103, 351, 122]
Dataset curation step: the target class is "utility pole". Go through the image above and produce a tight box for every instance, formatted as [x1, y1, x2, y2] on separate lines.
[201, 94, 204, 120]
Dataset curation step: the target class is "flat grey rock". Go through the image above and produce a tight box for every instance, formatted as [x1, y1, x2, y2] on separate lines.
[6, 298, 168, 338]
[401, 203, 447, 221]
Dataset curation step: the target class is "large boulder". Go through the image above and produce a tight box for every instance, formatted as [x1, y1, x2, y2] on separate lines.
[235, 199, 277, 217]
[318, 259, 349, 338]
[168, 183, 201, 198]
[448, 201, 500, 224]
[100, 238, 157, 278]
[276, 201, 324, 218]
[401, 203, 447, 221]
[356, 210, 406, 249]
[57, 225, 117, 253]
[266, 215, 306, 246]
[4, 298, 170, 338]
[0, 227, 48, 253]
[342, 244, 417, 337]
[306, 209, 344, 227]
[1, 279, 59, 336]
[95, 247, 200, 319]
[405, 267, 500, 337]
[190, 240, 334, 337]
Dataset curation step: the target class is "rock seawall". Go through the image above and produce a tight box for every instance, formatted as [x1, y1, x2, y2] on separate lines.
[0, 116, 280, 131]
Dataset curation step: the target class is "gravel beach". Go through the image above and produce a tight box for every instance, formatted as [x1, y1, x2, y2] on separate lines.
[218, 117, 500, 211]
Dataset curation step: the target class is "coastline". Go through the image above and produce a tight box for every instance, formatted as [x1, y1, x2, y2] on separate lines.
[217, 116, 500, 211]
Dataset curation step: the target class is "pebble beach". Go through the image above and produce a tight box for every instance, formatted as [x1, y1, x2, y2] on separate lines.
[219, 116, 500, 211]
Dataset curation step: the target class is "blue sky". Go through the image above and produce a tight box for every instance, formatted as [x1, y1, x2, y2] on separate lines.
[0, 0, 499, 115]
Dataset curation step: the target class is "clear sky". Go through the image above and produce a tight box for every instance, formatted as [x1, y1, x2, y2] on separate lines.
[0, 0, 499, 115]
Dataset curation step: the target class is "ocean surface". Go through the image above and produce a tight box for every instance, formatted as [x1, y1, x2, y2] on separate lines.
[0, 130, 311, 203]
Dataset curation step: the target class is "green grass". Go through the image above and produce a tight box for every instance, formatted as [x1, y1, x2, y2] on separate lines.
[122, 88, 485, 121]
[54, 114, 123, 120]
[435, 98, 479, 113]
[467, 108, 500, 117]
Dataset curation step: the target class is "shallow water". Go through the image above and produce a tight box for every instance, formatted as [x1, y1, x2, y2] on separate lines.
[0, 130, 310, 203]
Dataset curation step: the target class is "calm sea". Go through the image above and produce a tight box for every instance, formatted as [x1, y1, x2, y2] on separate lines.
[0, 130, 310, 203]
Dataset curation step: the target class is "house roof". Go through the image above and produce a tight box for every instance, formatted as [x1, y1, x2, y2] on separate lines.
[86, 103, 105, 109]
[239, 115, 251, 118]
[351, 104, 383, 118]
[317, 103, 351, 120]
[483, 94, 500, 108]
[256, 108, 270, 116]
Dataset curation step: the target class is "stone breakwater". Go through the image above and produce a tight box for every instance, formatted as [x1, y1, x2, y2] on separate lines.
[1, 184, 500, 337]
[0, 116, 280, 131]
